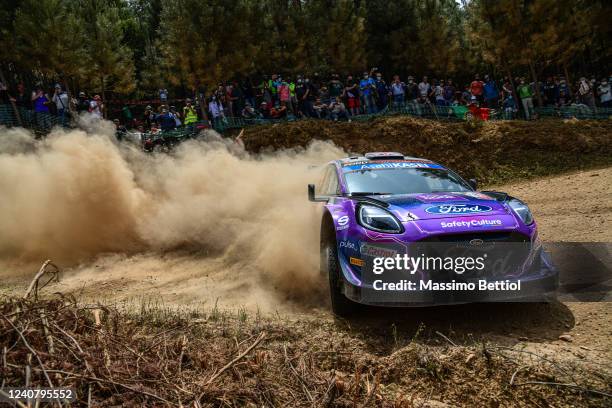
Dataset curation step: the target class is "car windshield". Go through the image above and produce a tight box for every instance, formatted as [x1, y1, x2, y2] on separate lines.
[344, 168, 470, 195]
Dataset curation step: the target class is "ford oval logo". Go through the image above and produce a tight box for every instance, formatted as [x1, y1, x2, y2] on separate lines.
[469, 238, 484, 246]
[425, 204, 493, 214]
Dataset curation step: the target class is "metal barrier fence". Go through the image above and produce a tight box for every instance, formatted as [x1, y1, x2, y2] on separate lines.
[1, 103, 610, 136]
[209, 103, 612, 132]
[0, 104, 70, 134]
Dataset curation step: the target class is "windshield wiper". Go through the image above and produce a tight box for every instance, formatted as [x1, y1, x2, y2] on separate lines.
[348, 192, 390, 196]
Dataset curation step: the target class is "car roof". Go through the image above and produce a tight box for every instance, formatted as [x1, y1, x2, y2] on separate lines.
[334, 152, 442, 167]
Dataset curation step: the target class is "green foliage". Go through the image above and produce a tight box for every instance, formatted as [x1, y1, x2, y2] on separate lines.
[158, 0, 260, 90]
[12, 0, 89, 81]
[1, 0, 608, 96]
[78, 0, 136, 95]
[0, 0, 20, 64]
[309, 0, 367, 74]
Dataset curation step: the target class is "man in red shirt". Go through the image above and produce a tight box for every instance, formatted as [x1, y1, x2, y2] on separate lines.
[470, 74, 485, 104]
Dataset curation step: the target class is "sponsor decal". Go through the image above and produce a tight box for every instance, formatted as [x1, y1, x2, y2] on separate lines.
[405, 211, 419, 221]
[337, 215, 349, 227]
[349, 257, 364, 267]
[426, 204, 493, 215]
[339, 241, 358, 250]
[360, 243, 398, 258]
[336, 215, 349, 231]
[342, 159, 429, 167]
[416, 193, 467, 202]
[366, 152, 403, 157]
[343, 161, 444, 171]
[440, 219, 502, 228]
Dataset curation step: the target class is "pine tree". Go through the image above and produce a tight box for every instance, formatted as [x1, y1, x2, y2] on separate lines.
[414, 0, 462, 76]
[13, 0, 89, 86]
[468, 0, 602, 105]
[366, 0, 417, 77]
[124, 0, 164, 95]
[321, 0, 367, 74]
[78, 0, 136, 102]
[468, 0, 528, 100]
[256, 0, 310, 75]
[529, 0, 600, 90]
[0, 0, 19, 66]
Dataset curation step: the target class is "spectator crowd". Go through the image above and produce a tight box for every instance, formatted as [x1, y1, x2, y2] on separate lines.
[1, 69, 611, 132]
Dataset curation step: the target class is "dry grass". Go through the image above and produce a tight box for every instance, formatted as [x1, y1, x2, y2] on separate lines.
[1, 289, 610, 407]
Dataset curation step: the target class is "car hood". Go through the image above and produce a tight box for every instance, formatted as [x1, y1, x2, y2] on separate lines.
[370, 192, 511, 221]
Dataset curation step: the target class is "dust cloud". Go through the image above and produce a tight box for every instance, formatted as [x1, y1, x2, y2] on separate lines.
[0, 122, 345, 310]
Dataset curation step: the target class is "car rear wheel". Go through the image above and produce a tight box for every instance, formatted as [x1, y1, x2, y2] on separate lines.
[321, 236, 358, 317]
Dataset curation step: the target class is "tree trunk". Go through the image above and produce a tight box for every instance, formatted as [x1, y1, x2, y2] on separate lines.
[63, 79, 74, 113]
[528, 60, 543, 106]
[563, 63, 573, 97]
[195, 80, 208, 122]
[0, 66, 23, 127]
[101, 77, 107, 119]
[502, 58, 517, 98]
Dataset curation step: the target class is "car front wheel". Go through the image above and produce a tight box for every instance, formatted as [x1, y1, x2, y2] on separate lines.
[321, 237, 358, 317]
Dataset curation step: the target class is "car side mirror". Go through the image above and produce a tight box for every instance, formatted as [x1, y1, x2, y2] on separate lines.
[468, 178, 478, 190]
[308, 184, 328, 202]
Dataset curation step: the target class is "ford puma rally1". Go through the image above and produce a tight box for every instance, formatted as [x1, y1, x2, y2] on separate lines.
[308, 152, 558, 316]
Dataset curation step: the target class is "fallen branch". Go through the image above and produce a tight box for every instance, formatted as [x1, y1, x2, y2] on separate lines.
[206, 331, 266, 386]
[234, 129, 245, 142]
[510, 365, 527, 386]
[493, 345, 578, 384]
[435, 331, 457, 347]
[361, 371, 380, 408]
[0, 313, 53, 388]
[283, 344, 314, 403]
[23, 260, 60, 300]
[34, 368, 176, 406]
[39, 309, 55, 355]
[321, 374, 338, 407]
[193, 331, 266, 404]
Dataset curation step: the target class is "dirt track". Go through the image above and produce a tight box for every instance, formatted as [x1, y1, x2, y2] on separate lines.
[68, 167, 612, 379]
[3, 167, 609, 344]
[497, 166, 612, 242]
[1, 161, 610, 406]
[2, 166, 609, 299]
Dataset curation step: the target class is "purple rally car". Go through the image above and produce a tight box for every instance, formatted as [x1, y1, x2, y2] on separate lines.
[308, 152, 558, 316]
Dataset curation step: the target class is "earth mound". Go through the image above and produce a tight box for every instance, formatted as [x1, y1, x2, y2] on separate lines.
[242, 117, 612, 183]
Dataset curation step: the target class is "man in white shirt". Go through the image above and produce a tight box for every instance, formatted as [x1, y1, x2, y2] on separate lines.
[52, 84, 69, 117]
[418, 76, 431, 102]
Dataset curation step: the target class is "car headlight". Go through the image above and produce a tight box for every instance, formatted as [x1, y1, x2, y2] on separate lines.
[508, 199, 534, 225]
[358, 205, 403, 233]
